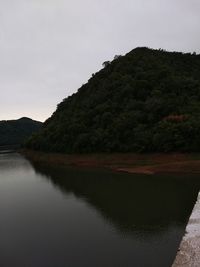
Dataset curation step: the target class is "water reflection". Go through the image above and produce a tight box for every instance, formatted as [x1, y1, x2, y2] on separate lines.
[1, 153, 200, 267]
[0, 152, 33, 172]
[31, 162, 200, 234]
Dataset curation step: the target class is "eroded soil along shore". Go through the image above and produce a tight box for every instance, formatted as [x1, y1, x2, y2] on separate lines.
[22, 150, 200, 175]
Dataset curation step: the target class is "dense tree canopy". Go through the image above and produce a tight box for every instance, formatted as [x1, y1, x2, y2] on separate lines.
[26, 47, 200, 153]
[0, 117, 42, 147]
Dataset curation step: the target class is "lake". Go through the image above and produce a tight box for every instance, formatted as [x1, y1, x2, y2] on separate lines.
[0, 152, 199, 267]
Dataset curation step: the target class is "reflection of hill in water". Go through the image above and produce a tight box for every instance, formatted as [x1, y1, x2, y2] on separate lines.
[31, 162, 200, 234]
[0, 153, 32, 172]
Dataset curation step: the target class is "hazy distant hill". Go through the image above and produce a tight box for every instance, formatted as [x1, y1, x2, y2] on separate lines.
[26, 47, 200, 153]
[0, 117, 42, 147]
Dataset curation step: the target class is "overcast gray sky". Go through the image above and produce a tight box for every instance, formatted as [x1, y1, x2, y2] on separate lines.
[0, 0, 199, 122]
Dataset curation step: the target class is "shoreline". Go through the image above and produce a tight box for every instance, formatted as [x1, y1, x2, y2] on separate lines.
[172, 192, 200, 267]
[21, 150, 200, 175]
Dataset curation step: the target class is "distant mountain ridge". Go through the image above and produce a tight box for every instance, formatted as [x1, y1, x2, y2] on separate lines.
[0, 117, 42, 147]
[26, 47, 200, 153]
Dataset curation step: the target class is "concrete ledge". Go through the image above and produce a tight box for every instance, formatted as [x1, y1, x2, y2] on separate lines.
[172, 192, 200, 267]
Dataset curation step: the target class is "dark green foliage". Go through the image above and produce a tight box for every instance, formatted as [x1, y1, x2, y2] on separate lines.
[0, 117, 42, 147]
[26, 47, 200, 153]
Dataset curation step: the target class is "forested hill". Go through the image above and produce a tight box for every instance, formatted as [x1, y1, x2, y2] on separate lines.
[0, 117, 42, 147]
[26, 47, 200, 153]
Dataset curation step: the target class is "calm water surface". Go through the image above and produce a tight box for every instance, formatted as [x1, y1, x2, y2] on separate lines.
[0, 152, 199, 267]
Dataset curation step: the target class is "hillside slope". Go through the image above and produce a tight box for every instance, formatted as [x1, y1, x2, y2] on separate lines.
[26, 47, 200, 153]
[0, 117, 42, 147]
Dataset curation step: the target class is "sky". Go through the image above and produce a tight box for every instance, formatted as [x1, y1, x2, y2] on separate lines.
[0, 0, 199, 122]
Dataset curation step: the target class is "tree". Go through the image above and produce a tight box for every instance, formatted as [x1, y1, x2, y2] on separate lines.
[102, 61, 110, 68]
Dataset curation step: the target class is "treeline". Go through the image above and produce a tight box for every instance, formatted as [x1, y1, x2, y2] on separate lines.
[0, 117, 42, 146]
[26, 47, 200, 153]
